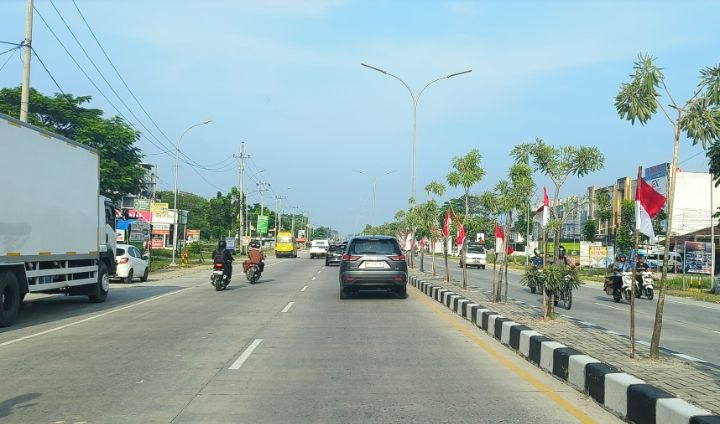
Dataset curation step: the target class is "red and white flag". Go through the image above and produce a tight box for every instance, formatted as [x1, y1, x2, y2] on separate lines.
[495, 224, 505, 254]
[534, 186, 550, 228]
[636, 177, 666, 241]
[442, 209, 452, 238]
[456, 219, 466, 247]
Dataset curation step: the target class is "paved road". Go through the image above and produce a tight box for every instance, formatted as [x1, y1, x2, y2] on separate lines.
[0, 253, 619, 423]
[419, 255, 720, 364]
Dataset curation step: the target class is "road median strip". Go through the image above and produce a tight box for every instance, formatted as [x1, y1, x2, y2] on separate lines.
[408, 274, 720, 424]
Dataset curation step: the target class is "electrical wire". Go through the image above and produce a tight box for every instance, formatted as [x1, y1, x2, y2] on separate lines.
[0, 46, 20, 73]
[30, 47, 67, 96]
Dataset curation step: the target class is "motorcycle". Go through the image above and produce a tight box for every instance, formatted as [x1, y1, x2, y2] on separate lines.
[245, 264, 260, 284]
[604, 272, 623, 303]
[211, 262, 230, 291]
[640, 271, 655, 300]
[621, 271, 634, 301]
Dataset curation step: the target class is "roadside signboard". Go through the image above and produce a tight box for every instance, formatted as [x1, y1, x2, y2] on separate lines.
[151, 235, 164, 249]
[225, 237, 237, 252]
[588, 245, 608, 269]
[685, 241, 712, 274]
[116, 229, 125, 243]
[257, 215, 269, 235]
[186, 229, 201, 243]
[150, 202, 169, 218]
[151, 223, 170, 235]
[129, 221, 151, 242]
[242, 236, 251, 247]
[134, 198, 151, 211]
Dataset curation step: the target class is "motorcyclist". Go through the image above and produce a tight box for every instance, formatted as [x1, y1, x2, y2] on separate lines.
[531, 248, 543, 268]
[605, 253, 629, 293]
[634, 254, 651, 291]
[557, 246, 576, 270]
[243, 240, 265, 276]
[212, 240, 234, 282]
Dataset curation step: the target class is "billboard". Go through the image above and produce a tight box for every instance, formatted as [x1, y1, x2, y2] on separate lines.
[257, 215, 269, 234]
[186, 229, 201, 243]
[129, 221, 151, 242]
[684, 241, 712, 274]
[225, 237, 237, 252]
[151, 202, 169, 219]
[644, 163, 669, 198]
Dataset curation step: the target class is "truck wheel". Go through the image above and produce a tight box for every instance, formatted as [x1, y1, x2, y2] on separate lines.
[0, 271, 21, 327]
[89, 263, 109, 303]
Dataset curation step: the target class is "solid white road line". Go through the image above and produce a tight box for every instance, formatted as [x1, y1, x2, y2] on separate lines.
[0, 287, 193, 349]
[637, 340, 651, 347]
[229, 339, 263, 370]
[301, 286, 308, 292]
[593, 302, 625, 311]
[281, 301, 295, 313]
[673, 353, 702, 362]
[578, 321, 595, 326]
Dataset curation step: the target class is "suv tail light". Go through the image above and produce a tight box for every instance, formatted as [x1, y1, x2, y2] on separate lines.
[388, 255, 406, 261]
[119, 257, 129, 264]
[342, 254, 360, 261]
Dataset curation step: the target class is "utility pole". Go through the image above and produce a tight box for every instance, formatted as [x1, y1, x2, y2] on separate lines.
[257, 182, 269, 216]
[274, 195, 286, 235]
[234, 143, 249, 250]
[19, 0, 34, 122]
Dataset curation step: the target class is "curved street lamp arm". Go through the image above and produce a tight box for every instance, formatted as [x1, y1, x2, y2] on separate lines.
[361, 63, 415, 104]
[417, 70, 472, 106]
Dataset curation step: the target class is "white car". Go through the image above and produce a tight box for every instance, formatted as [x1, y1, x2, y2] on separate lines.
[460, 243, 487, 269]
[309, 240, 330, 259]
[115, 244, 149, 283]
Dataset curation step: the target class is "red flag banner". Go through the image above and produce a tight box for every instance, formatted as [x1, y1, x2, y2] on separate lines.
[442, 209, 452, 238]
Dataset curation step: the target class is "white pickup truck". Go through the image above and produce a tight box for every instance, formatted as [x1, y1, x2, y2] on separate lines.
[309, 240, 329, 259]
[0, 112, 117, 327]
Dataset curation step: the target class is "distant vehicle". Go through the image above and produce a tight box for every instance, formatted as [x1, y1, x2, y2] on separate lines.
[460, 242, 487, 269]
[325, 243, 347, 266]
[645, 252, 682, 273]
[339, 236, 408, 299]
[309, 240, 330, 259]
[0, 113, 117, 327]
[114, 244, 149, 284]
[275, 231, 297, 258]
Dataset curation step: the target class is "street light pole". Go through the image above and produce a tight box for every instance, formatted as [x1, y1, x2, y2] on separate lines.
[361, 63, 471, 201]
[171, 119, 212, 267]
[353, 169, 397, 225]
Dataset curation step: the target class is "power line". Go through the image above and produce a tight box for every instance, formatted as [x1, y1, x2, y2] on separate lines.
[30, 46, 66, 96]
[0, 46, 20, 73]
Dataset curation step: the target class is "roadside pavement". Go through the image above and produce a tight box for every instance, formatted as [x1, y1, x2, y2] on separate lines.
[409, 268, 720, 415]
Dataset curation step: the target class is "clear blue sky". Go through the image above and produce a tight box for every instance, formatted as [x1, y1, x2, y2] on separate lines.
[2, 0, 718, 236]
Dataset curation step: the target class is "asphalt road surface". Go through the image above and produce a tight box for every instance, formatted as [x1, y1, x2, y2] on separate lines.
[0, 253, 619, 423]
[420, 255, 720, 365]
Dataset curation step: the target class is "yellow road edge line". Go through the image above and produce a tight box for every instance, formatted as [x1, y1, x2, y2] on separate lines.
[410, 286, 597, 424]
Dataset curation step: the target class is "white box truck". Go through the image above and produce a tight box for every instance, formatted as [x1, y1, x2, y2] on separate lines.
[0, 112, 117, 327]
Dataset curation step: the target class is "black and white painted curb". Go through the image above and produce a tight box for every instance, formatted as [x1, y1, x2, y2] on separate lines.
[410, 275, 720, 424]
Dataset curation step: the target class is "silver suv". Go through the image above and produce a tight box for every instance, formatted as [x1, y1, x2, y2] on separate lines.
[338, 236, 408, 299]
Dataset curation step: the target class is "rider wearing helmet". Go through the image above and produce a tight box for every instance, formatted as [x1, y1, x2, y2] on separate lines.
[243, 240, 265, 276]
[212, 240, 234, 281]
[531, 247, 543, 268]
[557, 246, 576, 269]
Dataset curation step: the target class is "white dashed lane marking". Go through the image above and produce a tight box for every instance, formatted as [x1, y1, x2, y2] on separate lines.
[301, 285, 308, 292]
[229, 339, 263, 370]
[281, 302, 295, 313]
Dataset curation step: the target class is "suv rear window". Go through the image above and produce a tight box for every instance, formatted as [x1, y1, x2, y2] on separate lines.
[467, 244, 485, 253]
[349, 239, 399, 255]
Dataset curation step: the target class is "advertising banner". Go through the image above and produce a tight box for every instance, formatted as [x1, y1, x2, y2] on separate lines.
[129, 221, 151, 242]
[150, 202, 169, 219]
[580, 242, 601, 267]
[588, 245, 609, 269]
[225, 237, 237, 252]
[151, 235, 164, 249]
[684, 241, 712, 274]
[134, 199, 151, 211]
[116, 229, 125, 243]
[186, 229, 201, 243]
[257, 215, 269, 235]
[152, 223, 170, 235]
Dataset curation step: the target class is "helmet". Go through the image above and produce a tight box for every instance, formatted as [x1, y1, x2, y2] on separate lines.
[249, 240, 261, 249]
[558, 246, 566, 258]
[533, 248, 540, 256]
[620, 253, 627, 260]
[218, 240, 227, 250]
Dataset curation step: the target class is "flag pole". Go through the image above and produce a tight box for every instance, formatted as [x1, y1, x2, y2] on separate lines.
[630, 166, 643, 358]
[492, 221, 498, 302]
[542, 225, 548, 320]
